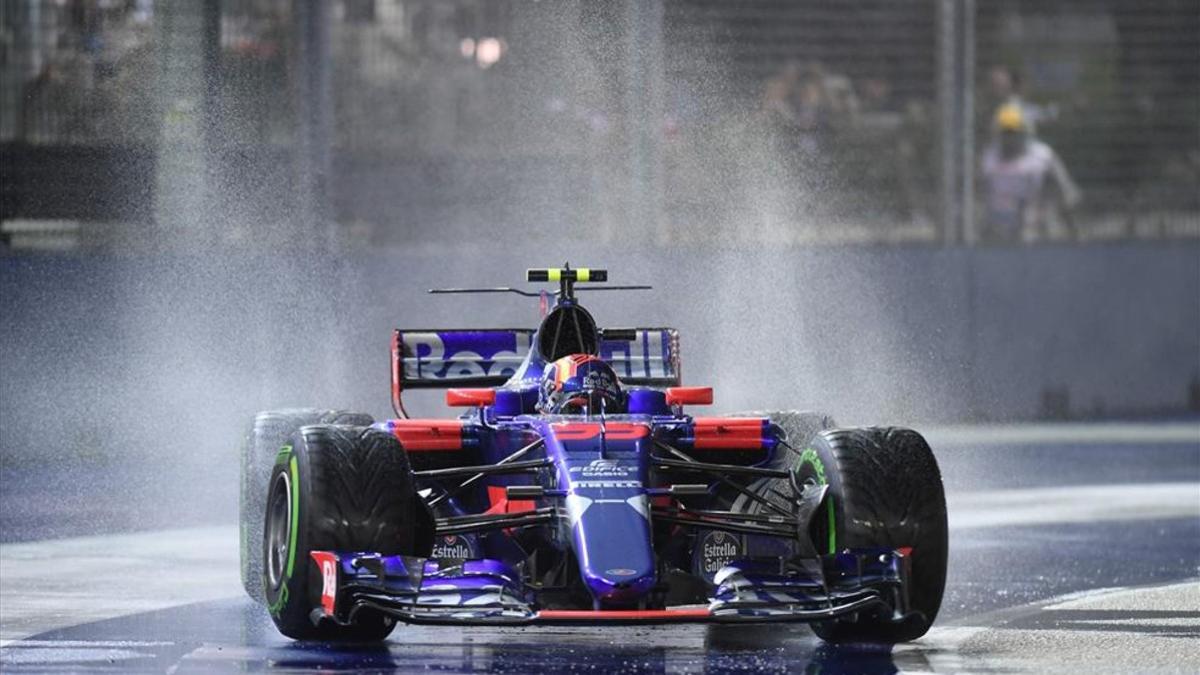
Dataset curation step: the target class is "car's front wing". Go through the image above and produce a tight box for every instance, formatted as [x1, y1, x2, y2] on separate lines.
[306, 549, 910, 626]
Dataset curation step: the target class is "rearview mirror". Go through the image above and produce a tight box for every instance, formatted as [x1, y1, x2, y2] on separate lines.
[446, 388, 497, 407]
[665, 387, 713, 406]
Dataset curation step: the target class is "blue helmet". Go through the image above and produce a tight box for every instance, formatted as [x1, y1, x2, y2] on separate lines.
[539, 354, 625, 414]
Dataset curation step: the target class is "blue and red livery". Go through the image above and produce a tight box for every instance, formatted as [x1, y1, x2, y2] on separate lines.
[254, 266, 937, 636]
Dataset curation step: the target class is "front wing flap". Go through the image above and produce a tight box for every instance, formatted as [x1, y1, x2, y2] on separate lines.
[308, 548, 911, 626]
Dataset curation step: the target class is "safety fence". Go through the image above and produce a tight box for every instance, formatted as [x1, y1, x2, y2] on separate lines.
[1, 0, 1196, 248]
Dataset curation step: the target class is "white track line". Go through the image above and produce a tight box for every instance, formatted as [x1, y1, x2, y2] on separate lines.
[911, 580, 1200, 673]
[0, 526, 239, 646]
[948, 482, 1200, 529]
[924, 421, 1200, 445]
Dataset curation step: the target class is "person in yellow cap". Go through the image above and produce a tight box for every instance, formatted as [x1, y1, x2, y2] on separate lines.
[980, 103, 1081, 243]
[995, 104, 1025, 134]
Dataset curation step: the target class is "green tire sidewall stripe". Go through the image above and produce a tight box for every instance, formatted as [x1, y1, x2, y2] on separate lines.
[286, 454, 299, 578]
[267, 445, 298, 617]
[798, 447, 836, 553]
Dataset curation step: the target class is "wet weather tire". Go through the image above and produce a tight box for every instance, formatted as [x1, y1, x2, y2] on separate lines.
[731, 425, 946, 642]
[263, 424, 419, 641]
[802, 428, 948, 643]
[240, 409, 373, 603]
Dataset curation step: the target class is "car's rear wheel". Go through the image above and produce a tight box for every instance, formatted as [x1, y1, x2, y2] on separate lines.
[263, 424, 418, 641]
[240, 409, 373, 603]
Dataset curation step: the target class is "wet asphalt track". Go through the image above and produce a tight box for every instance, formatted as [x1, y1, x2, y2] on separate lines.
[2, 424, 1198, 673]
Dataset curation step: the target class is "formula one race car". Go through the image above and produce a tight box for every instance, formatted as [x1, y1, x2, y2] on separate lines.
[239, 266, 947, 643]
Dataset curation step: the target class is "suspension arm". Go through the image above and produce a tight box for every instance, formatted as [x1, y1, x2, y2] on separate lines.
[414, 458, 551, 479]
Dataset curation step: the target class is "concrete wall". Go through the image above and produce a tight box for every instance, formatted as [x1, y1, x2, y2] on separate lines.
[1, 242, 1197, 468]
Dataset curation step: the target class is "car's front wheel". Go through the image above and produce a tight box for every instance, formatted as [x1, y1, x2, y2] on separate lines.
[263, 424, 419, 641]
[801, 427, 948, 643]
[730, 425, 947, 642]
[240, 409, 373, 603]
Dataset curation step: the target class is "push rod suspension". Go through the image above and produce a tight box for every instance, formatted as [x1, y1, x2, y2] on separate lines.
[653, 441, 794, 519]
[414, 458, 550, 479]
[435, 510, 555, 536]
[427, 439, 545, 508]
[665, 505, 798, 527]
[654, 457, 790, 479]
[651, 512, 793, 538]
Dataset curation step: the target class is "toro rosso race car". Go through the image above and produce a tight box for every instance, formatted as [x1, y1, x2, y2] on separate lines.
[239, 266, 948, 643]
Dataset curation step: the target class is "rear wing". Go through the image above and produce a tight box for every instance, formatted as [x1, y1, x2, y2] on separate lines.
[391, 328, 680, 415]
[598, 328, 680, 386]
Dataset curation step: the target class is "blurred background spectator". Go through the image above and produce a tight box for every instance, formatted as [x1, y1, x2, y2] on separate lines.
[983, 64, 1058, 137]
[0, 0, 1196, 248]
[980, 103, 1081, 243]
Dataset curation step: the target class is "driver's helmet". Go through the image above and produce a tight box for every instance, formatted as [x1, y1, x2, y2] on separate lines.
[539, 354, 626, 414]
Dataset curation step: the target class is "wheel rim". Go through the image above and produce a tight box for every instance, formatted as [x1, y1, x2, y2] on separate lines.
[796, 461, 834, 555]
[266, 471, 292, 590]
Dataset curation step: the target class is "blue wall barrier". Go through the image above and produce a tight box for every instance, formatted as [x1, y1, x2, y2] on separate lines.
[2, 242, 1197, 467]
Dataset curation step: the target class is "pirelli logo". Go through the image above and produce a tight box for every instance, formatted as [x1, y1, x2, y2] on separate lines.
[571, 480, 641, 488]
